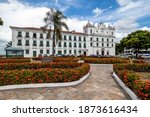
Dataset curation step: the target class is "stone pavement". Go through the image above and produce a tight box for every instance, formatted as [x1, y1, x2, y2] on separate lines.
[0, 64, 127, 100]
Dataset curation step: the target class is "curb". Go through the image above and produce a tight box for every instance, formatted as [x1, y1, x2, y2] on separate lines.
[0, 72, 91, 91]
[112, 72, 139, 100]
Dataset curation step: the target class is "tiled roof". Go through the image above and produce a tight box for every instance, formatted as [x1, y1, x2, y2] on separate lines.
[10, 26, 87, 36]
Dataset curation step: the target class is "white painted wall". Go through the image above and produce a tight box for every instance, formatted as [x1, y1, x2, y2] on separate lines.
[11, 23, 116, 57]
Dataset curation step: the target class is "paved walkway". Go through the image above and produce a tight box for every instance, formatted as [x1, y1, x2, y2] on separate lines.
[0, 64, 127, 100]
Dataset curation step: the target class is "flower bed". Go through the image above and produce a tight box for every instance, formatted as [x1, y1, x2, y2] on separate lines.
[113, 64, 150, 100]
[0, 62, 82, 70]
[84, 58, 129, 64]
[132, 59, 145, 64]
[0, 59, 30, 63]
[53, 57, 79, 62]
[114, 64, 150, 72]
[0, 63, 90, 86]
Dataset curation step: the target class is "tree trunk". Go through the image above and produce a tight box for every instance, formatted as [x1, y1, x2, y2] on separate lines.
[52, 29, 55, 57]
[135, 48, 139, 58]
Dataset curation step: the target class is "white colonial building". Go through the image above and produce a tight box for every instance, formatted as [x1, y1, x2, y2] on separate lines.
[7, 22, 115, 57]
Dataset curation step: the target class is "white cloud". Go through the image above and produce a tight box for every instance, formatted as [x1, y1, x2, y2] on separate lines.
[0, 0, 49, 42]
[114, 18, 139, 33]
[92, 7, 103, 17]
[116, 0, 133, 6]
[65, 18, 87, 32]
[140, 26, 150, 31]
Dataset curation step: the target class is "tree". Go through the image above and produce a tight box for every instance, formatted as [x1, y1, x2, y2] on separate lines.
[6, 41, 12, 47]
[42, 8, 69, 56]
[115, 43, 124, 55]
[120, 30, 150, 58]
[0, 18, 3, 26]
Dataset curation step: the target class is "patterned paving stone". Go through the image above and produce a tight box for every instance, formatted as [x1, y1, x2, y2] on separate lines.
[0, 64, 128, 100]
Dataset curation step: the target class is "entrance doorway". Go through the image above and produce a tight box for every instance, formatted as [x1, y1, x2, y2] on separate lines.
[96, 51, 99, 56]
[84, 51, 86, 56]
[33, 51, 37, 57]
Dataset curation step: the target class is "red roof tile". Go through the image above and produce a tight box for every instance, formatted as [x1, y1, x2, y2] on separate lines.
[10, 26, 87, 36]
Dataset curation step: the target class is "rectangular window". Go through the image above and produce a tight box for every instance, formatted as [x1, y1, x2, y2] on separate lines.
[90, 42, 92, 47]
[112, 44, 113, 47]
[90, 37, 92, 41]
[112, 39, 113, 42]
[74, 36, 76, 41]
[58, 42, 61, 47]
[17, 32, 22, 37]
[74, 50, 76, 53]
[69, 50, 71, 54]
[40, 41, 43, 46]
[69, 36, 71, 41]
[33, 40, 37, 46]
[46, 41, 50, 47]
[25, 32, 29, 38]
[79, 37, 81, 41]
[97, 38, 99, 41]
[64, 50, 67, 54]
[84, 43, 86, 48]
[79, 43, 81, 48]
[107, 43, 109, 47]
[107, 39, 109, 42]
[58, 51, 62, 55]
[69, 42, 72, 47]
[26, 49, 29, 54]
[102, 38, 104, 42]
[33, 33, 37, 38]
[47, 50, 49, 54]
[84, 37, 86, 42]
[25, 40, 29, 46]
[74, 43, 77, 47]
[46, 34, 50, 39]
[64, 35, 66, 40]
[40, 49, 43, 54]
[102, 43, 104, 47]
[17, 40, 22, 46]
[64, 42, 67, 47]
[97, 43, 99, 47]
[40, 33, 43, 39]
[79, 50, 81, 54]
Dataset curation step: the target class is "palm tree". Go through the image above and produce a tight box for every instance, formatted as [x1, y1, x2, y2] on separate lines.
[0, 18, 3, 26]
[6, 41, 12, 48]
[42, 8, 69, 56]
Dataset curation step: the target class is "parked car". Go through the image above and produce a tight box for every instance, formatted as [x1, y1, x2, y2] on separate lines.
[118, 54, 129, 58]
[141, 54, 150, 58]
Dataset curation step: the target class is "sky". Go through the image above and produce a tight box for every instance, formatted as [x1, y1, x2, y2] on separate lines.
[0, 0, 150, 54]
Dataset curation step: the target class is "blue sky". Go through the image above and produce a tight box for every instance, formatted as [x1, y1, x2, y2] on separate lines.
[0, 0, 150, 54]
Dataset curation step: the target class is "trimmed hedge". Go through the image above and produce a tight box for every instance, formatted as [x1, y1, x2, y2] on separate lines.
[113, 64, 150, 100]
[114, 64, 150, 72]
[32, 57, 79, 62]
[132, 59, 145, 64]
[0, 59, 30, 63]
[84, 58, 129, 64]
[0, 62, 82, 70]
[53, 57, 79, 62]
[0, 63, 90, 86]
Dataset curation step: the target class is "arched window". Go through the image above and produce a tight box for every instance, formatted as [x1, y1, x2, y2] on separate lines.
[90, 29, 92, 34]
